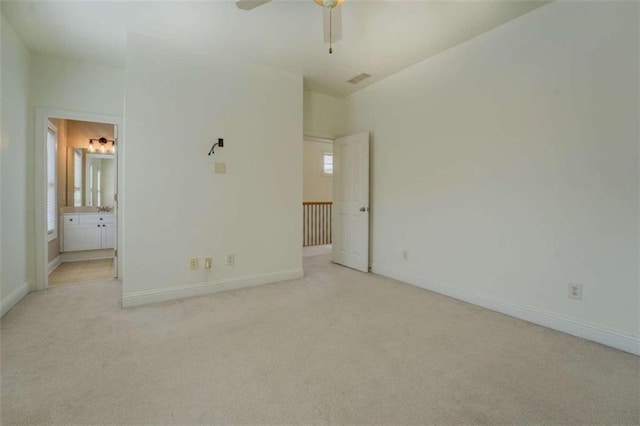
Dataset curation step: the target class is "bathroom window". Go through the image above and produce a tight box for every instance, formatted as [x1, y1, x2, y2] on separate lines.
[46, 122, 57, 240]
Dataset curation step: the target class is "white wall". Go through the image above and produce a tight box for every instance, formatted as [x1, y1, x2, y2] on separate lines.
[30, 55, 124, 117]
[0, 15, 31, 315]
[122, 34, 303, 306]
[347, 2, 639, 349]
[29, 55, 124, 289]
[303, 140, 332, 202]
[303, 90, 347, 139]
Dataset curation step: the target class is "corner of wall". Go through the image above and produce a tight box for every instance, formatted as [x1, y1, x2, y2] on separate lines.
[0, 282, 31, 318]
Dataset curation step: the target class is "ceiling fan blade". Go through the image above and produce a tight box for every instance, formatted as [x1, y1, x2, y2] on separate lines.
[236, 0, 271, 11]
[323, 6, 342, 43]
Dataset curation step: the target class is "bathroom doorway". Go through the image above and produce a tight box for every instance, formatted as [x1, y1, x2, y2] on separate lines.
[35, 109, 123, 290]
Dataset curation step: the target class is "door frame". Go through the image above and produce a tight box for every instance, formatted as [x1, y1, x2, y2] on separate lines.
[34, 108, 124, 291]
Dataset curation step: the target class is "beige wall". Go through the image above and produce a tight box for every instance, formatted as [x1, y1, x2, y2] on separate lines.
[302, 91, 343, 204]
[66, 120, 114, 149]
[303, 90, 347, 139]
[303, 140, 332, 202]
[122, 33, 303, 305]
[53, 119, 68, 208]
[47, 236, 59, 263]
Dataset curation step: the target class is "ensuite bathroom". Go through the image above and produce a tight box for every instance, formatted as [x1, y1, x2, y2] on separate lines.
[46, 118, 118, 286]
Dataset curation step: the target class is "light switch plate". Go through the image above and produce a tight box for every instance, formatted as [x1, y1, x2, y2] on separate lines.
[214, 162, 226, 174]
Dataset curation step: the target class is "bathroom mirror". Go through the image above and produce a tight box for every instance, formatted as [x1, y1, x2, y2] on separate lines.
[66, 148, 116, 207]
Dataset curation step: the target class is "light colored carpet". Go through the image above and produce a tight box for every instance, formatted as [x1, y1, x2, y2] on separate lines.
[1, 254, 638, 425]
[303, 244, 332, 257]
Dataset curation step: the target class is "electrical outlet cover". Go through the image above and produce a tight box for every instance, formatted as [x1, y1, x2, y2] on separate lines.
[568, 283, 582, 300]
[190, 258, 199, 270]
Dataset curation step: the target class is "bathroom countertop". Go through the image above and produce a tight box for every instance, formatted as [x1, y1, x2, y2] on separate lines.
[60, 207, 114, 214]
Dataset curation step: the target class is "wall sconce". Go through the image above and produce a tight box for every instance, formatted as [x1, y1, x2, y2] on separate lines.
[208, 138, 224, 156]
[89, 137, 115, 154]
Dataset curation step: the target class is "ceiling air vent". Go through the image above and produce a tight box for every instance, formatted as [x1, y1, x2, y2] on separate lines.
[348, 73, 371, 84]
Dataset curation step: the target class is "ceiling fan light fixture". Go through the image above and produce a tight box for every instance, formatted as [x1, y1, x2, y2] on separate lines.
[314, 0, 345, 9]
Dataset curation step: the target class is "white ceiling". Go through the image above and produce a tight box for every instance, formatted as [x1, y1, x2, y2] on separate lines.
[1, 0, 548, 98]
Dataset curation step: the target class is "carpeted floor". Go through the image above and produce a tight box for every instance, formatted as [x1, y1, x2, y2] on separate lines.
[1, 254, 638, 425]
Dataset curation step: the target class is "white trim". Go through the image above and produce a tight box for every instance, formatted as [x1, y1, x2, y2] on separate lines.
[373, 265, 640, 356]
[122, 269, 304, 308]
[46, 121, 58, 241]
[48, 255, 62, 274]
[35, 108, 123, 292]
[1, 283, 30, 318]
[304, 134, 334, 144]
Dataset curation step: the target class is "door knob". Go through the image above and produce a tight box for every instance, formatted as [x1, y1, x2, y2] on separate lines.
[359, 207, 367, 212]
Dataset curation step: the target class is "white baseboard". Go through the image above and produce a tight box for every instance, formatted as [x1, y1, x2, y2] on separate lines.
[60, 249, 113, 263]
[123, 269, 304, 308]
[48, 256, 61, 273]
[1, 282, 30, 318]
[373, 265, 640, 356]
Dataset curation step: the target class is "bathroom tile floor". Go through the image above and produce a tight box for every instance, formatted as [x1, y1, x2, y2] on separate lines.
[48, 259, 115, 286]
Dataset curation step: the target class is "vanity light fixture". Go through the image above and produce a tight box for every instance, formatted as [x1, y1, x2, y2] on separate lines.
[88, 137, 115, 154]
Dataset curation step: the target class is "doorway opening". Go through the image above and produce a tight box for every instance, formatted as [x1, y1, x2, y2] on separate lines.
[303, 135, 333, 259]
[35, 109, 122, 291]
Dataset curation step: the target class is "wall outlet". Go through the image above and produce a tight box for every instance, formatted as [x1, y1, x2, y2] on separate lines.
[568, 283, 582, 300]
[204, 258, 212, 269]
[401, 249, 409, 261]
[226, 254, 235, 266]
[190, 258, 199, 270]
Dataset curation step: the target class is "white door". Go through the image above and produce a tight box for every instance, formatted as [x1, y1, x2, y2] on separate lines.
[332, 132, 369, 272]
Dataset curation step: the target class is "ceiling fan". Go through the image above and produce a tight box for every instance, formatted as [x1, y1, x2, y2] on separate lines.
[236, 0, 345, 54]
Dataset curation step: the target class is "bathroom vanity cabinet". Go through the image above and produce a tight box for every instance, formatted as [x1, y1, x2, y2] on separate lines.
[62, 213, 115, 252]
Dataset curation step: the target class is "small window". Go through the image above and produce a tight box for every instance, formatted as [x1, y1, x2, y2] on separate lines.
[322, 152, 333, 176]
[46, 122, 57, 240]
